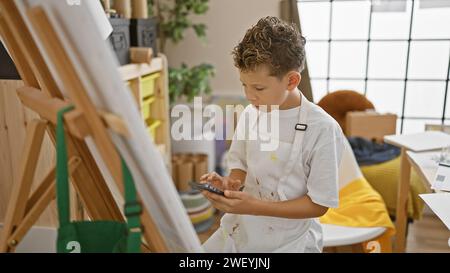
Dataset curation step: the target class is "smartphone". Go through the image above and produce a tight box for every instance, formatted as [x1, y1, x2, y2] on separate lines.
[189, 181, 225, 196]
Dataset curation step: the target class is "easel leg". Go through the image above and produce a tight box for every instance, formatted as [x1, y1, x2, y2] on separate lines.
[394, 148, 411, 253]
[141, 210, 168, 252]
[24, 160, 59, 214]
[0, 119, 47, 252]
[6, 157, 80, 252]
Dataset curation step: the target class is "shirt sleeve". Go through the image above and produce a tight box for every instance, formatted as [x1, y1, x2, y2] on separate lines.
[306, 125, 345, 208]
[226, 107, 250, 172]
[227, 138, 247, 172]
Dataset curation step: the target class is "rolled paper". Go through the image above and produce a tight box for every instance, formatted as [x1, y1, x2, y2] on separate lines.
[177, 161, 194, 192]
[132, 0, 148, 19]
[114, 0, 131, 18]
[194, 159, 208, 183]
[130, 47, 153, 64]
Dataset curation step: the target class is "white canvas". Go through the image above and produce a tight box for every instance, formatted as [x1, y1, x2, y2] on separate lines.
[384, 131, 450, 152]
[420, 193, 450, 230]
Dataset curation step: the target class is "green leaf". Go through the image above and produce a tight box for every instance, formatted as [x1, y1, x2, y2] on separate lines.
[193, 2, 209, 14]
[168, 61, 215, 103]
[173, 27, 184, 43]
[192, 23, 206, 39]
[147, 0, 154, 16]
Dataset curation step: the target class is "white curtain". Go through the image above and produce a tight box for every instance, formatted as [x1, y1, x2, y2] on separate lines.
[372, 0, 407, 12]
[420, 0, 450, 9]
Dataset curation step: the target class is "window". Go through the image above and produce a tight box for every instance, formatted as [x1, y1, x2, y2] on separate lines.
[297, 0, 450, 133]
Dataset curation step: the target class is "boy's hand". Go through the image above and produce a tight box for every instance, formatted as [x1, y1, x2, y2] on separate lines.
[203, 190, 259, 215]
[199, 172, 241, 191]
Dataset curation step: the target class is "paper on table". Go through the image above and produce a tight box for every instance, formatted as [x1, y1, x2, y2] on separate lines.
[432, 164, 450, 192]
[420, 193, 450, 230]
[384, 131, 450, 152]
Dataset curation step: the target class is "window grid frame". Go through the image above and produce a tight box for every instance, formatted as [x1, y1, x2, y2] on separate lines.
[298, 0, 450, 133]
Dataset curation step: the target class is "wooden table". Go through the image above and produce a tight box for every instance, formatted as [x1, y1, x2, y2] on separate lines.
[384, 131, 450, 252]
[408, 151, 450, 237]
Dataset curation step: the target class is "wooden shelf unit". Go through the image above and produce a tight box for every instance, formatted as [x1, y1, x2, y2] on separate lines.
[118, 55, 171, 168]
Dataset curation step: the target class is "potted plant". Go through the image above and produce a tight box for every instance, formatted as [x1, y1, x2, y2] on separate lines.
[152, 0, 215, 104]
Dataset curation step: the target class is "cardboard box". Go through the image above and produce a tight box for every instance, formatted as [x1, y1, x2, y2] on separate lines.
[425, 124, 450, 135]
[345, 111, 397, 141]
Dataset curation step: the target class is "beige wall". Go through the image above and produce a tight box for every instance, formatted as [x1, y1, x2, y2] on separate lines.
[164, 0, 282, 96]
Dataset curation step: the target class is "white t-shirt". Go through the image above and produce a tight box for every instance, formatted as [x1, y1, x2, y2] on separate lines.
[227, 99, 345, 208]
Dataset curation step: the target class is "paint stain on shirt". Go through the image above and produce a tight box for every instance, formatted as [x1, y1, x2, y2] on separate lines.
[270, 153, 278, 162]
[232, 224, 239, 233]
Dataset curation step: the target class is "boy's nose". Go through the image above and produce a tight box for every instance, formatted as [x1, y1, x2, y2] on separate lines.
[244, 90, 257, 102]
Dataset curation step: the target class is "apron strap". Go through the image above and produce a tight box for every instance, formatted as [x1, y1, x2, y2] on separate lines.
[122, 156, 142, 253]
[277, 92, 312, 200]
[56, 105, 75, 226]
[56, 105, 141, 252]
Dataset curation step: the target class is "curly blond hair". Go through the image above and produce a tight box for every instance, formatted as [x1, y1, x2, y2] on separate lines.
[232, 16, 306, 78]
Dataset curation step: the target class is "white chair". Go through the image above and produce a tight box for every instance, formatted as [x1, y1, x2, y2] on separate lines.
[0, 224, 56, 253]
[322, 139, 387, 252]
[322, 224, 385, 248]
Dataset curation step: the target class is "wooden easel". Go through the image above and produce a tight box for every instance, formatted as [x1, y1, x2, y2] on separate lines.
[0, 1, 168, 252]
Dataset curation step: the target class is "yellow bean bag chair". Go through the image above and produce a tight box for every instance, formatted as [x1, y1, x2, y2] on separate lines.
[361, 157, 427, 220]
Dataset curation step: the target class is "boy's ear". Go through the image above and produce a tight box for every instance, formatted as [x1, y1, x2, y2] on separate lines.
[286, 71, 301, 91]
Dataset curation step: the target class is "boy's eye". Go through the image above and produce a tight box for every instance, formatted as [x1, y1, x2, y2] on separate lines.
[255, 87, 265, 91]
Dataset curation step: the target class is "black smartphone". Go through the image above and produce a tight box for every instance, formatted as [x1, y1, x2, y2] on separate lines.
[189, 181, 225, 196]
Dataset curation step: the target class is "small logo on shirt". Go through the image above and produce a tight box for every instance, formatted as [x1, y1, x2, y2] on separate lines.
[66, 0, 81, 6]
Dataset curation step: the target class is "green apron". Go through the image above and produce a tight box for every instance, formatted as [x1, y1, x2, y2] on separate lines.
[56, 105, 142, 253]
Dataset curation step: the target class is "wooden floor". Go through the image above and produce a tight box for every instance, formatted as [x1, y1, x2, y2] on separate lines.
[197, 212, 450, 252]
[406, 213, 450, 253]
